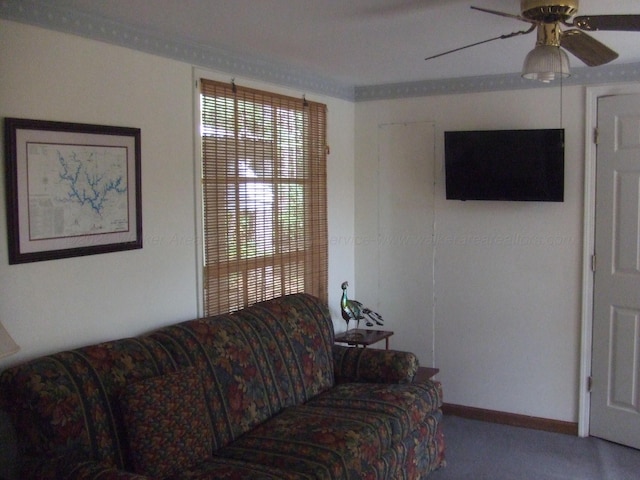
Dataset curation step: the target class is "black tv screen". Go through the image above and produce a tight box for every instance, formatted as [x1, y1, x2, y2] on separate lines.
[444, 129, 564, 202]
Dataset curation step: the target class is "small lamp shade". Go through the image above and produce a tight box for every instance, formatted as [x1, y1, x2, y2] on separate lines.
[0, 320, 19, 359]
[522, 45, 570, 83]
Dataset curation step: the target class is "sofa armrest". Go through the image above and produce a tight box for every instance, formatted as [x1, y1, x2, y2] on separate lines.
[332, 345, 419, 384]
[22, 456, 148, 480]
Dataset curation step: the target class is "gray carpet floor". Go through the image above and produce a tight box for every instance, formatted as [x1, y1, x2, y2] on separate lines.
[428, 415, 640, 480]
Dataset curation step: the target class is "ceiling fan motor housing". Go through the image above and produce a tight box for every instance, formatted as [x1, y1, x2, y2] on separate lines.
[521, 0, 579, 22]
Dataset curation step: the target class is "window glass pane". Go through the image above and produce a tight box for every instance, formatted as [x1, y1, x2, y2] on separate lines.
[278, 183, 305, 253]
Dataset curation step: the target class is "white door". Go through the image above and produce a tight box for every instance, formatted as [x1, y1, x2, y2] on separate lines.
[590, 94, 640, 449]
[377, 122, 435, 365]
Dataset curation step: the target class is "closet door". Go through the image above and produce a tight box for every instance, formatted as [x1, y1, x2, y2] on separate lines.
[377, 122, 435, 364]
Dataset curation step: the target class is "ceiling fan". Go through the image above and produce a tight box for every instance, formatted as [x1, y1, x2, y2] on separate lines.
[426, 0, 640, 82]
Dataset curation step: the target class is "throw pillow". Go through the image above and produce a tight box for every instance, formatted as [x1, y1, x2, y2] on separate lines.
[119, 367, 213, 478]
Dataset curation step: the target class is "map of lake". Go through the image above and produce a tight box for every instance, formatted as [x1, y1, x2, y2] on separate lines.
[26, 142, 129, 240]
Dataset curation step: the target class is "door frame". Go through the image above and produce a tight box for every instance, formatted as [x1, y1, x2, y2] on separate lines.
[579, 83, 640, 437]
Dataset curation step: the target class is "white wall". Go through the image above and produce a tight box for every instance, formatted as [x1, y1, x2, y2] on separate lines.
[355, 87, 584, 422]
[0, 17, 592, 425]
[0, 19, 355, 371]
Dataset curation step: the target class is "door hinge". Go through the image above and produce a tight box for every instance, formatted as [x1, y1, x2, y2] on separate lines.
[593, 127, 599, 145]
[591, 254, 597, 272]
[587, 375, 593, 393]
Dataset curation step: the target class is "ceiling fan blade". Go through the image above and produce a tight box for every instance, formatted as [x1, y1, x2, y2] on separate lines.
[425, 36, 503, 61]
[470, 6, 534, 24]
[425, 25, 536, 61]
[572, 15, 640, 32]
[560, 30, 619, 67]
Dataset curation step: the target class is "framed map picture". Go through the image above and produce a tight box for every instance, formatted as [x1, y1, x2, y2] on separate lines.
[4, 118, 142, 264]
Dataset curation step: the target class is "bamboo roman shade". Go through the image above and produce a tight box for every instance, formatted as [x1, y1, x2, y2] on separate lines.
[200, 79, 328, 316]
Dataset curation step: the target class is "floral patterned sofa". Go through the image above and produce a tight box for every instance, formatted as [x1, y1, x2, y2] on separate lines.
[0, 293, 445, 479]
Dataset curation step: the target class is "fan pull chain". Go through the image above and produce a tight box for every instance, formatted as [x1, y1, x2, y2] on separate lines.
[559, 70, 564, 129]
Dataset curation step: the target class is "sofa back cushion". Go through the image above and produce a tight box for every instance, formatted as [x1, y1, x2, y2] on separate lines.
[234, 293, 335, 404]
[0, 336, 182, 471]
[148, 293, 335, 449]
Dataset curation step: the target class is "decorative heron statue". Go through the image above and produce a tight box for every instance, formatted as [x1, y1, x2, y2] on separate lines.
[340, 281, 384, 339]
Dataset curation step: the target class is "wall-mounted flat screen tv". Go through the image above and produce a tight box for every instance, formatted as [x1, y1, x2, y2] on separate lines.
[444, 128, 564, 202]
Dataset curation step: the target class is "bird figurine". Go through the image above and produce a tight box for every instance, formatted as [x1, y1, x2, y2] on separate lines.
[340, 281, 384, 338]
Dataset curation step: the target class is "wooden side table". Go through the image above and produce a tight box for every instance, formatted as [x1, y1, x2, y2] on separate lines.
[414, 366, 439, 383]
[334, 329, 394, 350]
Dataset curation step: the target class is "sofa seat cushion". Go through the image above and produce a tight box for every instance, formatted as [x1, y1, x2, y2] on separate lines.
[305, 381, 442, 444]
[214, 404, 399, 479]
[164, 457, 314, 480]
[119, 368, 213, 478]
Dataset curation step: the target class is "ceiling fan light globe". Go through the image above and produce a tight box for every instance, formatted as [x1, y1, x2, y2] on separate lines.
[522, 45, 571, 82]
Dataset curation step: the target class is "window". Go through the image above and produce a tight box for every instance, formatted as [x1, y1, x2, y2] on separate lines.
[200, 79, 328, 315]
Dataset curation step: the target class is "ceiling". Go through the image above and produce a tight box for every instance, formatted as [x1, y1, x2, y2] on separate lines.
[5, 0, 640, 97]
